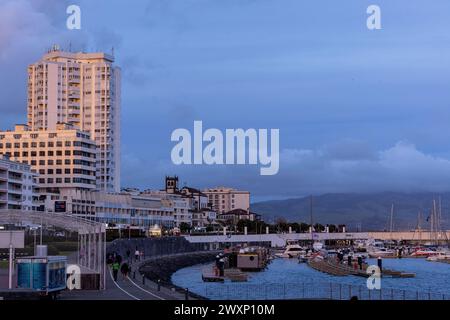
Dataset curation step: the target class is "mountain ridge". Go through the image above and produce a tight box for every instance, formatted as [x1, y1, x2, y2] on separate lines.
[250, 192, 450, 231]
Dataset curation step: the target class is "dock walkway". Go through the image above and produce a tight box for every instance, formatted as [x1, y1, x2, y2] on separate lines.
[307, 258, 415, 278]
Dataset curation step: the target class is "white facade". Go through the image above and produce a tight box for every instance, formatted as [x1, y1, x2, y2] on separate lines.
[0, 124, 97, 192]
[48, 189, 175, 228]
[142, 190, 192, 227]
[27, 48, 121, 192]
[203, 187, 250, 214]
[192, 210, 217, 228]
[0, 155, 37, 211]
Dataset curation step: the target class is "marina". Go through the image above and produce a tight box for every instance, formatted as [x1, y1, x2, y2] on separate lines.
[172, 257, 450, 300]
[172, 236, 450, 300]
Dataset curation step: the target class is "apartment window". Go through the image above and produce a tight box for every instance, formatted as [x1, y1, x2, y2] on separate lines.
[39, 160, 45, 165]
[56, 141, 63, 147]
[22, 152, 28, 157]
[64, 169, 71, 174]
[65, 150, 71, 156]
[47, 169, 53, 174]
[65, 141, 71, 147]
[47, 178, 53, 183]
[64, 159, 70, 165]
[14, 152, 19, 157]
[56, 169, 62, 174]
[39, 169, 45, 174]
[64, 178, 71, 183]
[39, 178, 45, 184]
[31, 160, 36, 166]
[22, 143, 29, 148]
[31, 142, 37, 148]
[48, 160, 54, 165]
[14, 143, 20, 148]
[39, 151, 45, 156]
[56, 160, 62, 165]
[56, 151, 62, 156]
[56, 178, 62, 184]
[48, 151, 54, 156]
[31, 151, 37, 157]
[39, 142, 45, 147]
[48, 142, 54, 147]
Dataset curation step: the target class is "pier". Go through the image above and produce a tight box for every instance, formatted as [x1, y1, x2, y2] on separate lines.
[307, 258, 415, 278]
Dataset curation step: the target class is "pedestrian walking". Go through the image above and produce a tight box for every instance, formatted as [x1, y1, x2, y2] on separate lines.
[135, 247, 140, 262]
[121, 262, 130, 280]
[126, 249, 131, 262]
[112, 261, 120, 282]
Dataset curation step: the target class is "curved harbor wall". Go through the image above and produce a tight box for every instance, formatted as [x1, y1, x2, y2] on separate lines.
[107, 237, 210, 259]
[138, 251, 218, 283]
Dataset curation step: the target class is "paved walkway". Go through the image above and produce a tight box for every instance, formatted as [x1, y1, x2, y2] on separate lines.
[61, 258, 191, 300]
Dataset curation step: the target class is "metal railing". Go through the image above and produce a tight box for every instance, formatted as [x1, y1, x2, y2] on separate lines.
[204, 282, 450, 300]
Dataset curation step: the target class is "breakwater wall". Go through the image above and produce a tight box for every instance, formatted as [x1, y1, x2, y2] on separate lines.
[107, 237, 210, 259]
[139, 251, 218, 283]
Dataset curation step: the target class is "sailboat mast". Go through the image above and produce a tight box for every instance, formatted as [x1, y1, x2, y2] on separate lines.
[310, 195, 313, 244]
[432, 199, 437, 245]
[390, 203, 394, 241]
[418, 211, 422, 242]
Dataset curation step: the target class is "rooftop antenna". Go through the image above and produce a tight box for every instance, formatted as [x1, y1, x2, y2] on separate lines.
[111, 46, 115, 57]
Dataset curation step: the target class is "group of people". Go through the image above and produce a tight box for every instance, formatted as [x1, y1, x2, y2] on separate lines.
[108, 247, 145, 282]
[336, 250, 364, 270]
[125, 247, 145, 262]
[108, 252, 130, 282]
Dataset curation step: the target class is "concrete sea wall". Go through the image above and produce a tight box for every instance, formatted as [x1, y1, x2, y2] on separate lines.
[107, 236, 210, 259]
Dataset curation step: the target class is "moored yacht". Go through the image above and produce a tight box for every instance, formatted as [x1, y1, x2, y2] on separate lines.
[275, 244, 305, 258]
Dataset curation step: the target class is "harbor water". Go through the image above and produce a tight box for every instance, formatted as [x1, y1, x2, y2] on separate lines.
[172, 258, 450, 300]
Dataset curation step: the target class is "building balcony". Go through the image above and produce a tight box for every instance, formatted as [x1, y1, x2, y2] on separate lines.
[68, 92, 80, 99]
[7, 175, 22, 183]
[7, 197, 22, 204]
[8, 187, 23, 195]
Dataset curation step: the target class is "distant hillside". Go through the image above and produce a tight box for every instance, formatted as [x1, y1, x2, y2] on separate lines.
[251, 192, 450, 231]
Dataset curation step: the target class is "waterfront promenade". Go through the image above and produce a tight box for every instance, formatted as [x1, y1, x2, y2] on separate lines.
[60, 250, 193, 300]
[60, 261, 189, 300]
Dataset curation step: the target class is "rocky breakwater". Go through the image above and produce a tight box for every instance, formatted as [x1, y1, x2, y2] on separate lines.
[139, 251, 219, 284]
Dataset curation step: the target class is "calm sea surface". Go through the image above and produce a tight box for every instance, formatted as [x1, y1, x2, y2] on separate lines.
[172, 258, 450, 299]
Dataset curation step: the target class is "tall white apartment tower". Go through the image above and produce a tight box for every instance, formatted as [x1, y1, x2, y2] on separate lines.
[27, 46, 121, 192]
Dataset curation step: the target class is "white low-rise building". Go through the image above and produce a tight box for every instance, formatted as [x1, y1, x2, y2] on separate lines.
[0, 155, 38, 211]
[44, 188, 175, 228]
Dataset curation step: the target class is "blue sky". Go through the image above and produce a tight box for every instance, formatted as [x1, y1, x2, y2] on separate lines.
[1, 0, 450, 201]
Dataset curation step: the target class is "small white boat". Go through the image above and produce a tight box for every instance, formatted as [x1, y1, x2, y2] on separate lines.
[275, 245, 304, 258]
[368, 248, 397, 258]
[410, 249, 439, 258]
[426, 251, 450, 261]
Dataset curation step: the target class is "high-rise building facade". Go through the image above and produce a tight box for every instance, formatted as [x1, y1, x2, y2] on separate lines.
[27, 47, 121, 192]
